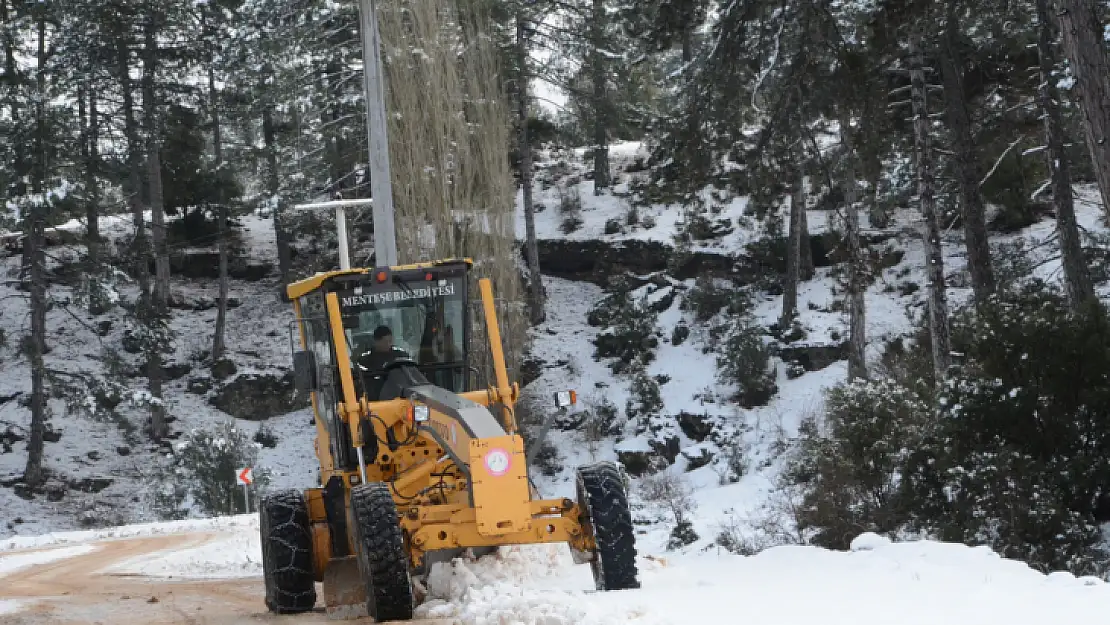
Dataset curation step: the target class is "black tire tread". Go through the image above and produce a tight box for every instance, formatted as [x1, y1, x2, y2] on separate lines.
[350, 482, 414, 621]
[577, 461, 640, 591]
[260, 489, 317, 613]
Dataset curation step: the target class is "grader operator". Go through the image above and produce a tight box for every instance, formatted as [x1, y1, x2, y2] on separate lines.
[259, 258, 640, 621]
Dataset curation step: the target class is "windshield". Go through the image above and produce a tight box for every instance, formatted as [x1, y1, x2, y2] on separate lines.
[337, 276, 466, 370]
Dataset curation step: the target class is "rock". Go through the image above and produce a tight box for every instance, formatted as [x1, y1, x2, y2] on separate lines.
[681, 446, 715, 471]
[86, 450, 101, 461]
[42, 424, 62, 443]
[96, 320, 113, 336]
[809, 231, 902, 268]
[187, 378, 213, 395]
[553, 410, 587, 431]
[778, 342, 848, 372]
[116, 446, 131, 457]
[121, 330, 143, 354]
[616, 437, 672, 477]
[211, 359, 237, 381]
[1, 426, 24, 445]
[13, 483, 33, 501]
[229, 264, 272, 282]
[616, 449, 656, 477]
[531, 239, 735, 286]
[163, 362, 192, 381]
[209, 371, 309, 421]
[519, 357, 544, 388]
[649, 289, 676, 313]
[677, 412, 715, 443]
[71, 477, 113, 493]
[151, 250, 272, 282]
[649, 436, 681, 465]
[44, 481, 66, 502]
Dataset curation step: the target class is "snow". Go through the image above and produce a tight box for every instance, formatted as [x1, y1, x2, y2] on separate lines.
[5, 513, 1110, 625]
[413, 537, 1110, 625]
[105, 518, 262, 579]
[0, 514, 257, 553]
[0, 599, 24, 615]
[0, 544, 97, 576]
[515, 141, 758, 251]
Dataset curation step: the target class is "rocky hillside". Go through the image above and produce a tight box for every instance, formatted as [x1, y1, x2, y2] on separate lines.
[1, 141, 1105, 552]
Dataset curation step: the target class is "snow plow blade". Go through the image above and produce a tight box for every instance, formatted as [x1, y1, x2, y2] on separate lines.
[322, 556, 368, 620]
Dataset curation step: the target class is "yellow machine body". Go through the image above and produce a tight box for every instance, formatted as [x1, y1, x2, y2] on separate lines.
[282, 258, 593, 616]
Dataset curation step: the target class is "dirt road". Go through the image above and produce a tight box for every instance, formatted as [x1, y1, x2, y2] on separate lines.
[0, 533, 450, 625]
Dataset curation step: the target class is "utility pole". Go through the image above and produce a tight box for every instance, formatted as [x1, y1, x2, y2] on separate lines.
[358, 0, 399, 267]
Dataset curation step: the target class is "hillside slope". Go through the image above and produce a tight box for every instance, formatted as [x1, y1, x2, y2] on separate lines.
[1, 141, 1107, 558]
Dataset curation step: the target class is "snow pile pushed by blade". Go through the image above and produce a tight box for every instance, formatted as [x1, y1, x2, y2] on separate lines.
[415, 544, 660, 625]
[412, 533, 1110, 625]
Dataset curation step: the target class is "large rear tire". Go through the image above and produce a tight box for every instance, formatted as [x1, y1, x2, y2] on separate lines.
[260, 490, 317, 613]
[576, 461, 640, 591]
[350, 482, 415, 621]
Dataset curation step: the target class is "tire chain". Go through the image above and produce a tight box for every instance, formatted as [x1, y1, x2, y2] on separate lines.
[578, 461, 641, 591]
[261, 490, 317, 613]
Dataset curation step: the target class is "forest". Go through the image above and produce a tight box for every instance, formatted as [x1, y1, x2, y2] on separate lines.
[6, 0, 1110, 578]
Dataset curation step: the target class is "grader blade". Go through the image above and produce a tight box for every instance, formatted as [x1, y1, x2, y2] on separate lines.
[322, 556, 368, 620]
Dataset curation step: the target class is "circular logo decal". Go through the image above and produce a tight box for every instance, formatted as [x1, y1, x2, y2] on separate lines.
[484, 448, 511, 477]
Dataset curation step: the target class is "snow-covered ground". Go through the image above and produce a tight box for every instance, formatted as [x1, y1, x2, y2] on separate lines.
[3, 515, 1110, 624]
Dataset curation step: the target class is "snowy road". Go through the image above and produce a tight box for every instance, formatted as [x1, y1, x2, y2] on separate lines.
[4, 514, 1110, 624]
[0, 529, 449, 624]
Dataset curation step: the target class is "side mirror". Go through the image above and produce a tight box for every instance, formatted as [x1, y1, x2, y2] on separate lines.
[293, 350, 318, 392]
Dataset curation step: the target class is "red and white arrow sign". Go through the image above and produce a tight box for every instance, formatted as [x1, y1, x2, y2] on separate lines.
[236, 467, 253, 486]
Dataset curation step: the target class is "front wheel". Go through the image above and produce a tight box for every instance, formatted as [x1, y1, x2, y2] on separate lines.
[576, 461, 641, 591]
[350, 482, 415, 621]
[260, 490, 317, 613]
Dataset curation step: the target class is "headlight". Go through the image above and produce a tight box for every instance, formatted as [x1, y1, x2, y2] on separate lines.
[413, 405, 430, 423]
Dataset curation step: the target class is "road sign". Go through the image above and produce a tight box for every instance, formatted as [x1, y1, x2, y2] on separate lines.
[236, 467, 253, 486]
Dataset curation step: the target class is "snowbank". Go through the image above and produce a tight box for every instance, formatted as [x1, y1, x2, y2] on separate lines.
[0, 599, 25, 615]
[105, 526, 262, 579]
[0, 544, 97, 576]
[0, 514, 257, 553]
[417, 536, 1110, 625]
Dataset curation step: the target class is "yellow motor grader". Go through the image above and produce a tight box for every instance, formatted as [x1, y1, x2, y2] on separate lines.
[259, 257, 640, 621]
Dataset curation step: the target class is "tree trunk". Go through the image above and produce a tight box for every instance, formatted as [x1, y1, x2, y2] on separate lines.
[939, 4, 994, 305]
[1038, 0, 1095, 309]
[590, 0, 610, 193]
[208, 12, 229, 361]
[798, 195, 814, 280]
[263, 95, 292, 287]
[117, 36, 150, 319]
[79, 81, 104, 314]
[841, 115, 867, 381]
[781, 162, 803, 328]
[910, 32, 952, 383]
[517, 14, 544, 325]
[1053, 0, 1110, 220]
[23, 6, 47, 489]
[143, 20, 169, 307]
